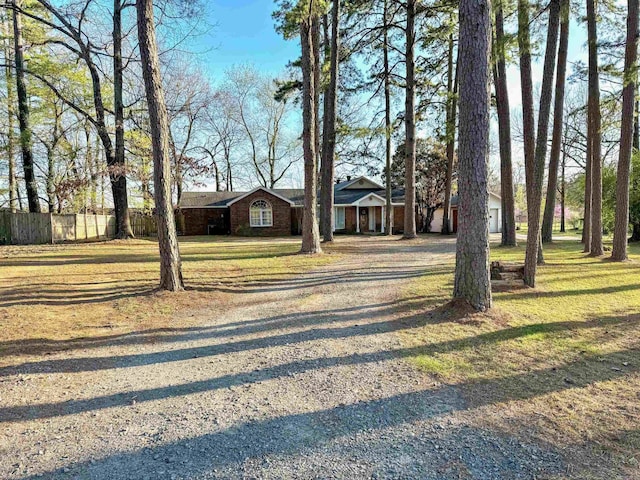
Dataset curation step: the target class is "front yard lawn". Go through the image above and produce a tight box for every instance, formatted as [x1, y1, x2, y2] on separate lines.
[400, 240, 640, 476]
[0, 236, 338, 361]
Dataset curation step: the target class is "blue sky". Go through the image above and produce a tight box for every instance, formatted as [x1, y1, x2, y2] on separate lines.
[189, 1, 594, 189]
[198, 0, 300, 80]
[197, 1, 589, 106]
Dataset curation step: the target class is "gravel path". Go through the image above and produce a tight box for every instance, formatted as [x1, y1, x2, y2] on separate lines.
[1, 236, 565, 479]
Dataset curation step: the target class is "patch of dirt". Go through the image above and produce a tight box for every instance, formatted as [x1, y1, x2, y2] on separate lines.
[0, 236, 597, 479]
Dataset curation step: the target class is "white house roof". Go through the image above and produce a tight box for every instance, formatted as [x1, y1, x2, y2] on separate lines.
[450, 191, 501, 207]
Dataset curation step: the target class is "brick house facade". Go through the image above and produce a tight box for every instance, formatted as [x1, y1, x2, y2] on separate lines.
[229, 190, 293, 236]
[179, 178, 410, 237]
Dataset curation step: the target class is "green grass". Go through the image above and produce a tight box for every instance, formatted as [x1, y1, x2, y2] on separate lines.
[399, 240, 640, 474]
[0, 236, 338, 353]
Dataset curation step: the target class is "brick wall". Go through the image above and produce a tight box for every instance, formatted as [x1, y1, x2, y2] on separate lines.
[393, 206, 405, 234]
[181, 208, 229, 235]
[230, 190, 292, 236]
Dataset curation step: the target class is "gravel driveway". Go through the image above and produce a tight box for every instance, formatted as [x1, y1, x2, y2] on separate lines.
[1, 236, 565, 479]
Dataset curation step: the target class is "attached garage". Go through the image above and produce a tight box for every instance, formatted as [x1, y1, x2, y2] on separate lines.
[429, 191, 503, 234]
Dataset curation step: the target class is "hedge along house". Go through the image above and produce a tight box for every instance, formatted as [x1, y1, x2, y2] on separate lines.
[178, 176, 407, 236]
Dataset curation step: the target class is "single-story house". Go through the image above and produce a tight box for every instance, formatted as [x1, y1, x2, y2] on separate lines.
[178, 176, 405, 236]
[178, 175, 502, 236]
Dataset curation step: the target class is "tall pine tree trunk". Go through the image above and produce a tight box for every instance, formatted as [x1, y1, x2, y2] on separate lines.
[136, 0, 184, 291]
[453, 0, 492, 311]
[12, 2, 40, 213]
[442, 18, 458, 236]
[542, 0, 569, 243]
[582, 121, 593, 249]
[383, 0, 393, 235]
[634, 99, 639, 150]
[300, 2, 322, 254]
[403, 0, 417, 239]
[611, 0, 639, 261]
[587, 0, 604, 256]
[4, 12, 17, 212]
[518, 0, 537, 284]
[560, 151, 566, 232]
[522, 0, 560, 286]
[321, 0, 340, 242]
[312, 15, 321, 202]
[493, 0, 516, 246]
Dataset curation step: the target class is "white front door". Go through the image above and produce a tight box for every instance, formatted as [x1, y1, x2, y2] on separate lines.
[489, 208, 499, 233]
[369, 207, 376, 231]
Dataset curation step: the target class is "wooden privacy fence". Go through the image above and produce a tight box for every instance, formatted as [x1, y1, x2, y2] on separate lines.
[0, 212, 117, 245]
[130, 212, 158, 238]
[0, 211, 163, 245]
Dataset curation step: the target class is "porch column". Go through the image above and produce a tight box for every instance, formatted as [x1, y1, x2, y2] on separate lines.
[332, 207, 335, 232]
[356, 205, 360, 233]
[381, 206, 385, 233]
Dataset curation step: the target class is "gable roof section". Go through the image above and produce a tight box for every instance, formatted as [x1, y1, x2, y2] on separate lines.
[180, 176, 404, 209]
[276, 189, 305, 206]
[335, 176, 384, 191]
[334, 188, 404, 205]
[226, 187, 296, 206]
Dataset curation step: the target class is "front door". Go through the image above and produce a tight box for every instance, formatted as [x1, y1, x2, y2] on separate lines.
[208, 212, 229, 235]
[489, 208, 499, 233]
[360, 207, 368, 232]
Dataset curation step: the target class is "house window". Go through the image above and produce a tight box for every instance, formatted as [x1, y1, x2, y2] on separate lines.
[250, 200, 273, 227]
[334, 207, 345, 230]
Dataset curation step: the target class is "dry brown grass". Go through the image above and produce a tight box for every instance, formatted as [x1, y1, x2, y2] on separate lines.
[0, 236, 338, 361]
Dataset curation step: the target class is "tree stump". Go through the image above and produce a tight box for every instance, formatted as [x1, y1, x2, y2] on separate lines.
[491, 261, 526, 290]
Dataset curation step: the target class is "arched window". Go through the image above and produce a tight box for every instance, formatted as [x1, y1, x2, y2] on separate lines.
[250, 199, 273, 227]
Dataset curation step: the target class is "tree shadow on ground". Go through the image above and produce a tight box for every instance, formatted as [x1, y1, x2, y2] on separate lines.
[0, 262, 445, 308]
[15, 344, 639, 480]
[0, 298, 415, 358]
[1, 312, 637, 422]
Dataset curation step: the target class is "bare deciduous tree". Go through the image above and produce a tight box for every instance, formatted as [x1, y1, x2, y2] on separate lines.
[12, 0, 39, 212]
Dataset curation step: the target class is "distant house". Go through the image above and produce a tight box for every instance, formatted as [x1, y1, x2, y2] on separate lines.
[179, 176, 401, 236]
[428, 191, 503, 234]
[178, 175, 502, 236]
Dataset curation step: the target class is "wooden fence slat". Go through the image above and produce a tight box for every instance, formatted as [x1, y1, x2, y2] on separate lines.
[0, 211, 10, 244]
[51, 214, 76, 242]
[0, 212, 164, 244]
[0, 212, 118, 244]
